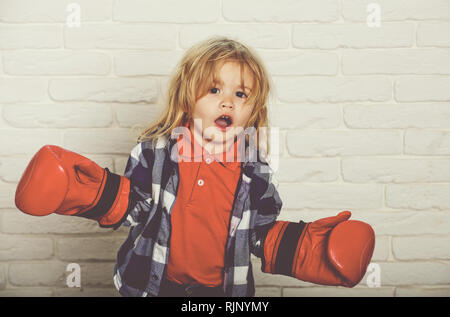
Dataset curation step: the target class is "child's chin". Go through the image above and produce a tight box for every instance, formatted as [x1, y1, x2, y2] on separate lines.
[205, 128, 235, 140]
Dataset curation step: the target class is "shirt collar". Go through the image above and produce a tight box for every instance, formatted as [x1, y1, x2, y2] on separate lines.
[165, 121, 266, 173]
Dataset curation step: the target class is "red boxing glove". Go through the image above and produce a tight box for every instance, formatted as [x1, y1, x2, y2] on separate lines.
[262, 211, 375, 287]
[328, 219, 375, 286]
[15, 145, 131, 228]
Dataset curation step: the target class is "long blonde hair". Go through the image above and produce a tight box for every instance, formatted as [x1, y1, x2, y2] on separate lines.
[135, 36, 273, 156]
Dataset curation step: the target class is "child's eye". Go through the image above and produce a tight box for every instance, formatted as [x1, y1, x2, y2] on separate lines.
[236, 91, 248, 98]
[209, 88, 247, 98]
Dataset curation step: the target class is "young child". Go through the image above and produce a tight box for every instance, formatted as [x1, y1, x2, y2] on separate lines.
[15, 36, 375, 297]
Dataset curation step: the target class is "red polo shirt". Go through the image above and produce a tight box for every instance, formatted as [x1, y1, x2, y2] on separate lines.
[166, 122, 242, 286]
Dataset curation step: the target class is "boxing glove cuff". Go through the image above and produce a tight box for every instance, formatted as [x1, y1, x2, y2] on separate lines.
[262, 220, 307, 275]
[77, 168, 131, 229]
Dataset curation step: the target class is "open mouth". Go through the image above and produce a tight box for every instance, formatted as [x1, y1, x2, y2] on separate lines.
[214, 115, 233, 130]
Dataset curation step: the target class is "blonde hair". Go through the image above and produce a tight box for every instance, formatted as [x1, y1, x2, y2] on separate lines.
[135, 36, 273, 156]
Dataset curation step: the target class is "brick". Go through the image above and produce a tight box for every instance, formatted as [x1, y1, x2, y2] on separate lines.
[283, 286, 394, 297]
[386, 184, 450, 210]
[366, 211, 450, 236]
[269, 128, 286, 160]
[57, 237, 125, 261]
[65, 24, 177, 49]
[0, 264, 5, 289]
[276, 157, 339, 183]
[8, 262, 117, 288]
[260, 126, 284, 160]
[223, 0, 338, 22]
[254, 287, 281, 297]
[1, 211, 107, 234]
[405, 130, 450, 155]
[342, 49, 450, 75]
[417, 22, 450, 47]
[270, 104, 340, 129]
[395, 77, 450, 102]
[0, 235, 53, 260]
[0, 288, 53, 296]
[78, 262, 116, 286]
[344, 103, 450, 128]
[277, 183, 382, 210]
[54, 287, 120, 297]
[3, 51, 110, 75]
[49, 78, 158, 103]
[276, 76, 392, 103]
[0, 104, 7, 128]
[0, 155, 113, 183]
[293, 23, 413, 49]
[342, 157, 450, 183]
[0, 0, 112, 22]
[3, 103, 113, 128]
[0, 183, 19, 209]
[278, 209, 450, 236]
[8, 262, 67, 286]
[0, 25, 61, 49]
[0, 78, 48, 103]
[342, 0, 450, 21]
[114, 104, 164, 128]
[393, 237, 450, 260]
[286, 130, 401, 156]
[379, 262, 450, 286]
[260, 51, 338, 76]
[0, 129, 62, 155]
[63, 129, 136, 154]
[114, 156, 129, 175]
[179, 24, 290, 49]
[396, 287, 450, 297]
[114, 51, 183, 76]
[372, 236, 390, 262]
[114, 0, 219, 22]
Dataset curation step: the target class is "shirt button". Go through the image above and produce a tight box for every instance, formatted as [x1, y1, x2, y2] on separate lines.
[197, 179, 204, 186]
[151, 274, 158, 281]
[205, 157, 212, 164]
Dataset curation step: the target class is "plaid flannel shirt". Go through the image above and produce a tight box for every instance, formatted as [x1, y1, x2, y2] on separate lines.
[112, 132, 282, 297]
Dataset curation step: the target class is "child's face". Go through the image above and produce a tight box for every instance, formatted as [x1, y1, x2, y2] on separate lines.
[190, 61, 255, 150]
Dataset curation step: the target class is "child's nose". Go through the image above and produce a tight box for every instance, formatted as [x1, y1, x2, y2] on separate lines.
[221, 101, 233, 109]
[221, 95, 234, 109]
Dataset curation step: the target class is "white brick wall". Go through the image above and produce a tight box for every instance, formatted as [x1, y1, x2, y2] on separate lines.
[0, 0, 449, 297]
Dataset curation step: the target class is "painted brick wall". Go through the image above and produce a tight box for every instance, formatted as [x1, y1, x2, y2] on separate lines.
[0, 0, 449, 297]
